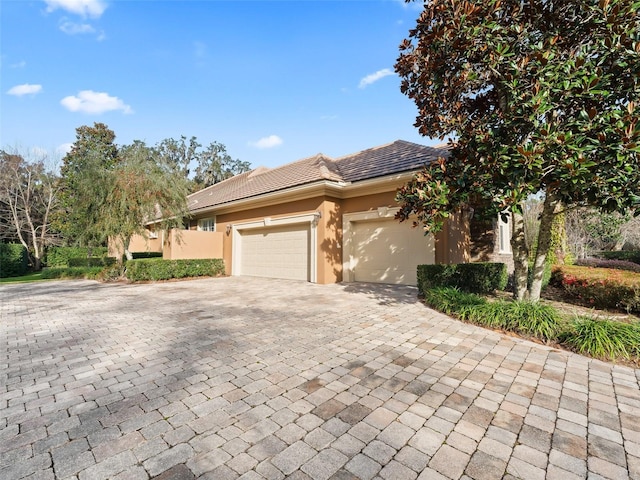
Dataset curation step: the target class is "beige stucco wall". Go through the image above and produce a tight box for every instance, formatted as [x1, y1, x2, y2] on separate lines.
[185, 183, 470, 283]
[128, 233, 163, 253]
[163, 229, 223, 260]
[205, 197, 325, 278]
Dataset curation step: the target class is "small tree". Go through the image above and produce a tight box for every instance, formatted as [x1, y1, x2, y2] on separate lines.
[56, 122, 119, 247]
[395, 0, 640, 301]
[78, 141, 191, 262]
[0, 149, 60, 270]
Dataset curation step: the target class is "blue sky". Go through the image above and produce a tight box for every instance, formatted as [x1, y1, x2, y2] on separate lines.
[1, 0, 439, 169]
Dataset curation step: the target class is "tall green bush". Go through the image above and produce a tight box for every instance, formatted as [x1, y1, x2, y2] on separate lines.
[46, 246, 108, 267]
[0, 243, 29, 278]
[417, 262, 508, 295]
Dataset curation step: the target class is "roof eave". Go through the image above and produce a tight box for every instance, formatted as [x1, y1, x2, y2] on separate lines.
[189, 170, 418, 217]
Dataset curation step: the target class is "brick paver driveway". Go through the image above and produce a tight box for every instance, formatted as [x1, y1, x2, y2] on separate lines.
[1, 277, 639, 480]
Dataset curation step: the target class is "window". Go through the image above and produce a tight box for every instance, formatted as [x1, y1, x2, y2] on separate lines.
[198, 217, 216, 232]
[498, 213, 511, 254]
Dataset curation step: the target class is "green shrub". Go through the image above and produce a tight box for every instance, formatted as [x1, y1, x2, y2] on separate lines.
[68, 256, 116, 267]
[41, 267, 104, 279]
[474, 301, 563, 341]
[0, 243, 29, 278]
[596, 250, 640, 265]
[46, 246, 108, 267]
[551, 265, 640, 313]
[125, 258, 225, 282]
[424, 287, 562, 341]
[561, 317, 640, 360]
[424, 287, 486, 317]
[417, 262, 508, 295]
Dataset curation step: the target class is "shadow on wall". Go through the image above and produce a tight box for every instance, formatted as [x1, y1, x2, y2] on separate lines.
[319, 204, 343, 283]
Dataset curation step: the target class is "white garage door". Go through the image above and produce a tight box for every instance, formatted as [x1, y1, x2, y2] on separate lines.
[351, 219, 434, 285]
[239, 224, 310, 281]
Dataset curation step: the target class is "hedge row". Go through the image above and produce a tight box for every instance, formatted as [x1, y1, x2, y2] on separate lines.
[40, 267, 104, 280]
[46, 246, 108, 267]
[417, 262, 508, 295]
[551, 265, 640, 313]
[0, 243, 29, 278]
[125, 258, 225, 282]
[68, 257, 116, 267]
[596, 251, 640, 265]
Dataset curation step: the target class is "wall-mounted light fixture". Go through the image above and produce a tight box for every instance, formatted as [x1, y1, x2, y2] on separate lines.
[226, 224, 232, 235]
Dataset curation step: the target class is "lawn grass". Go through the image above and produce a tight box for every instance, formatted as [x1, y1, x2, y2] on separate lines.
[0, 272, 48, 284]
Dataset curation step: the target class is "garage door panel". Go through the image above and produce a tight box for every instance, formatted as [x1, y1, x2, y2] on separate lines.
[239, 224, 310, 281]
[352, 219, 434, 285]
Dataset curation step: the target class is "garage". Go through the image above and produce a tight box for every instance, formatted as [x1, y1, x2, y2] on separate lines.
[237, 223, 311, 281]
[346, 214, 435, 286]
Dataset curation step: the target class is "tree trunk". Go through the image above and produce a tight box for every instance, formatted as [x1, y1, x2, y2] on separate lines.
[510, 209, 529, 301]
[529, 193, 560, 301]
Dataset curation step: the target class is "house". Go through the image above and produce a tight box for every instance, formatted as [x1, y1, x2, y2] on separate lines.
[133, 140, 475, 285]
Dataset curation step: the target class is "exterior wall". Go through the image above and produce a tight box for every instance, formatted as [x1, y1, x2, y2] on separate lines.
[341, 191, 399, 215]
[209, 197, 325, 278]
[318, 197, 342, 284]
[435, 211, 471, 264]
[163, 229, 223, 260]
[128, 233, 163, 253]
[469, 217, 514, 272]
[181, 183, 472, 283]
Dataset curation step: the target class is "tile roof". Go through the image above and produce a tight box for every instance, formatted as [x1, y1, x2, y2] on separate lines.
[188, 140, 448, 213]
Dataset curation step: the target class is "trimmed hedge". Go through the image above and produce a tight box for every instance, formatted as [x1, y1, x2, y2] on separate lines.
[125, 258, 225, 282]
[596, 251, 640, 265]
[46, 246, 108, 267]
[68, 256, 116, 267]
[551, 265, 640, 313]
[0, 243, 29, 278]
[417, 262, 508, 295]
[40, 267, 104, 280]
[575, 257, 640, 273]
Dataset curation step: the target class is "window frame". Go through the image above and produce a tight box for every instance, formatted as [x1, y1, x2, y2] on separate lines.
[197, 217, 216, 232]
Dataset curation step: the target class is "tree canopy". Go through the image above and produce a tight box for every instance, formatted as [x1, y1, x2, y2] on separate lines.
[0, 149, 59, 270]
[395, 0, 640, 300]
[55, 123, 248, 258]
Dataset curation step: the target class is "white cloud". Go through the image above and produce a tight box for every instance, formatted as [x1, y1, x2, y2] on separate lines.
[44, 0, 107, 18]
[7, 84, 43, 96]
[358, 68, 394, 89]
[57, 143, 73, 154]
[249, 135, 283, 149]
[11, 60, 27, 68]
[59, 20, 95, 34]
[60, 90, 133, 114]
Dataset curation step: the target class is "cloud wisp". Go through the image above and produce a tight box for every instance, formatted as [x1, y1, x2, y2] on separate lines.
[358, 68, 394, 89]
[7, 84, 43, 96]
[60, 90, 133, 114]
[249, 135, 283, 149]
[44, 0, 107, 18]
[59, 19, 95, 35]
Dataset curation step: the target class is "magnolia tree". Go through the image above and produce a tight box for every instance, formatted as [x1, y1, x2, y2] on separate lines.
[395, 0, 640, 300]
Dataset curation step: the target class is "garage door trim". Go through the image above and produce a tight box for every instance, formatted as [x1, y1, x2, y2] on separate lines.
[231, 212, 320, 282]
